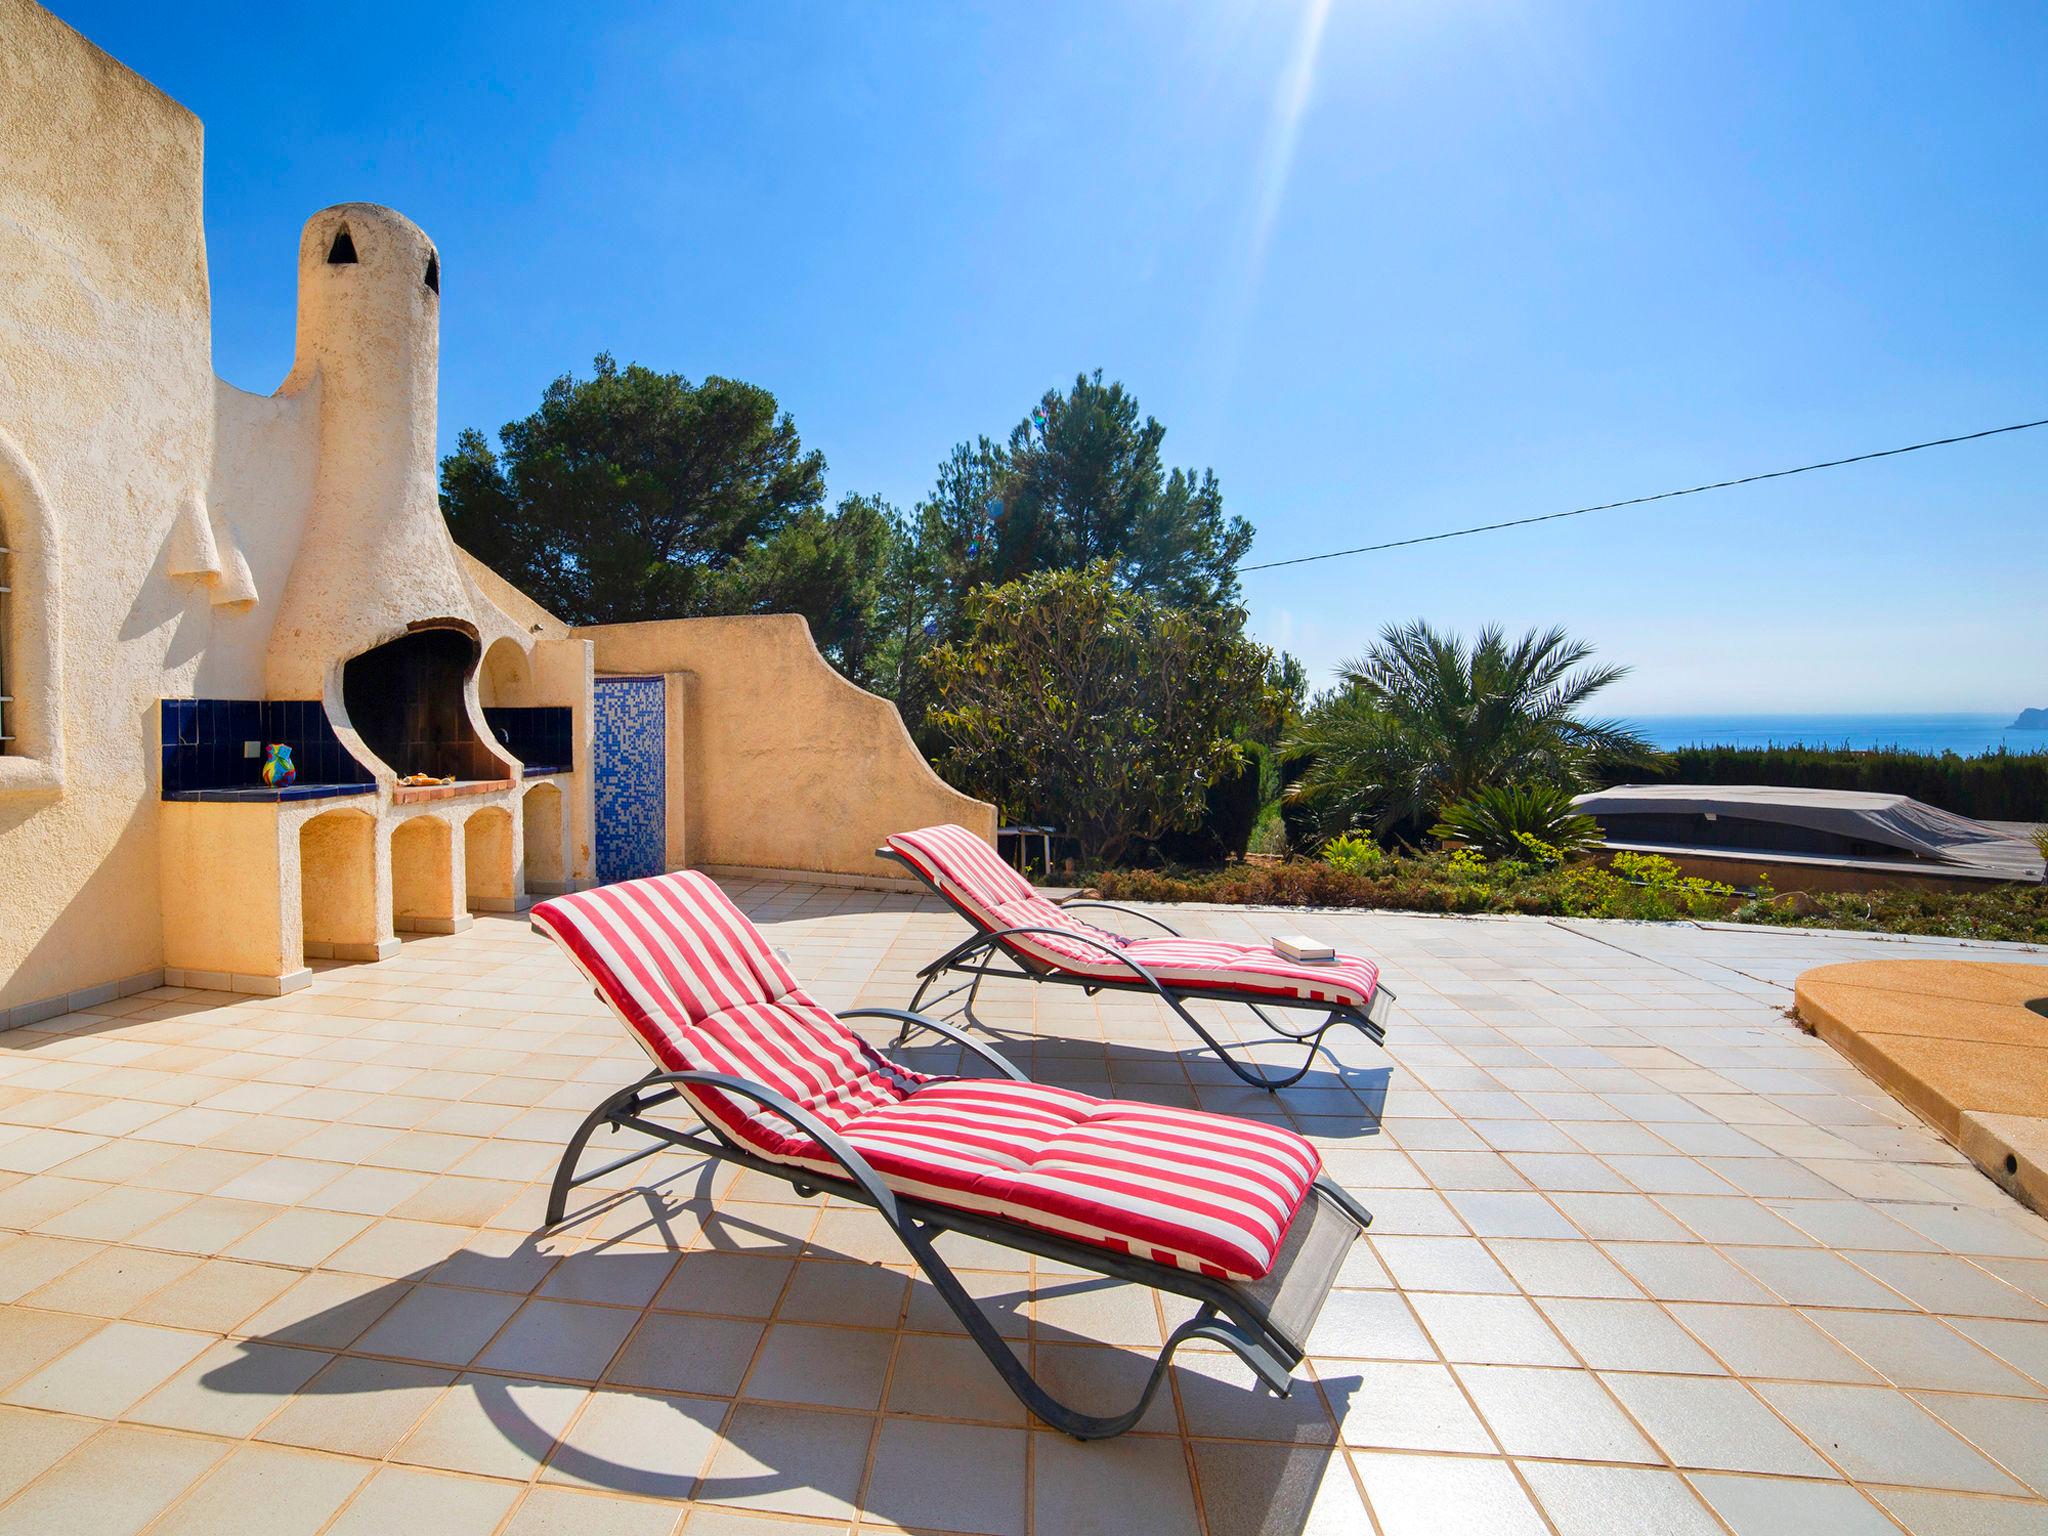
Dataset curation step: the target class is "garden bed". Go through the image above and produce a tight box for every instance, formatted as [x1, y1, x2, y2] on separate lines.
[1092, 851, 2048, 943]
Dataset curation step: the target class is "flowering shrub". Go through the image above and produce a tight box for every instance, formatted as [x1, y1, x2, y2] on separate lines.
[1090, 852, 2047, 941]
[1321, 833, 1384, 875]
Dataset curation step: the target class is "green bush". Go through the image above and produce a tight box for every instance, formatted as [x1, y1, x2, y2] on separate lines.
[1321, 832, 1384, 875]
[1431, 782, 1605, 862]
[1090, 852, 2048, 941]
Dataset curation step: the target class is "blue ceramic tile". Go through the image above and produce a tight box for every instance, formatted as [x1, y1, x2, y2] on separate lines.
[593, 679, 663, 884]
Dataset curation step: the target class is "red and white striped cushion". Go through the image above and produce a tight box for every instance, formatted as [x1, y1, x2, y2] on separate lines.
[886, 825, 1382, 1010]
[531, 870, 1321, 1280]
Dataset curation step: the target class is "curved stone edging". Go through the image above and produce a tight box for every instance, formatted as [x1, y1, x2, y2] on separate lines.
[1795, 959, 2048, 1215]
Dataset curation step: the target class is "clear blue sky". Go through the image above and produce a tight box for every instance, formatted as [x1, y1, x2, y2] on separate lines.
[53, 0, 2048, 713]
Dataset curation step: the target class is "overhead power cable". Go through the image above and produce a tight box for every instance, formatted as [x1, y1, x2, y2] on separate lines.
[1237, 416, 2048, 573]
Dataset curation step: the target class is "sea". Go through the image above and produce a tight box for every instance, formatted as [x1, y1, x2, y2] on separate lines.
[1625, 713, 2046, 758]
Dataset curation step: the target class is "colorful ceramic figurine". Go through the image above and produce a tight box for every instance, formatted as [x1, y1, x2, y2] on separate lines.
[261, 743, 296, 788]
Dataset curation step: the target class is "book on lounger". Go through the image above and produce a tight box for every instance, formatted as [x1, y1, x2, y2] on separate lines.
[1272, 935, 1336, 963]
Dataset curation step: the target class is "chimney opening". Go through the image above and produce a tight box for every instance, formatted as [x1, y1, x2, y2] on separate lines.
[423, 253, 440, 293]
[326, 226, 359, 265]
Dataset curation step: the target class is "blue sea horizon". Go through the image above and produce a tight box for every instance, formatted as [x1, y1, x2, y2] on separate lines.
[1623, 713, 2047, 757]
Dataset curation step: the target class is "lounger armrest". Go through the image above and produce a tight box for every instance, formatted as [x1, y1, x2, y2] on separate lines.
[1052, 898, 1183, 937]
[840, 1008, 1028, 1081]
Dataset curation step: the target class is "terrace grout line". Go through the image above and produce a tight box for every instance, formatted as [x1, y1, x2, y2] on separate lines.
[1, 891, 2046, 1534]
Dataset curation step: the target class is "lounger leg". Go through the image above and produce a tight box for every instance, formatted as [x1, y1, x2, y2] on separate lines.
[896, 1218, 1283, 1440]
[545, 1073, 677, 1226]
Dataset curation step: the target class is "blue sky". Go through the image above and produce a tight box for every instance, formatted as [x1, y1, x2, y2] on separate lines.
[54, 0, 2048, 713]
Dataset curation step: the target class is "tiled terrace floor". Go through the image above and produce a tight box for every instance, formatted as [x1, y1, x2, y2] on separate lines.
[3, 884, 2048, 1536]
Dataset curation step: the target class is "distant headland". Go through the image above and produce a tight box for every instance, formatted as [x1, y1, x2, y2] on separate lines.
[2011, 707, 2048, 730]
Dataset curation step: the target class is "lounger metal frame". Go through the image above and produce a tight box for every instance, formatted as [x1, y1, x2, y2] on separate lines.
[546, 1007, 1371, 1440]
[880, 847, 1392, 1091]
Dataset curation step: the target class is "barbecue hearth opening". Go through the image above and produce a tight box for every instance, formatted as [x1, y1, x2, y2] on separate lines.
[340, 625, 503, 783]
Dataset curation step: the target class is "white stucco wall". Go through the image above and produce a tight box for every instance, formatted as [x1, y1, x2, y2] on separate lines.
[0, 0, 215, 1008]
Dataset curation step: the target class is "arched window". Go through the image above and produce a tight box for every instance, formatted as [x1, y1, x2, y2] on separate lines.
[0, 427, 64, 797]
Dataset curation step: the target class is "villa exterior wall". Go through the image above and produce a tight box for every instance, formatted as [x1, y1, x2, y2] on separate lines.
[0, 0, 214, 1010]
[0, 0, 987, 1016]
[579, 614, 996, 881]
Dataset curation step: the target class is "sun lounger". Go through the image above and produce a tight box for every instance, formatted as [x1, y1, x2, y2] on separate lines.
[880, 824, 1392, 1091]
[532, 870, 1372, 1439]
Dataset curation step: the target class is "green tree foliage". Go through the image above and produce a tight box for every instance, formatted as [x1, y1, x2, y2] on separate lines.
[441, 354, 900, 684]
[1286, 622, 1662, 841]
[890, 372, 1258, 712]
[922, 564, 1271, 864]
[1430, 782, 1607, 862]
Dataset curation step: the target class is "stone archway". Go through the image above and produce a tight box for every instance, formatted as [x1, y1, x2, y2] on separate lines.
[464, 805, 518, 912]
[299, 808, 380, 959]
[522, 781, 568, 895]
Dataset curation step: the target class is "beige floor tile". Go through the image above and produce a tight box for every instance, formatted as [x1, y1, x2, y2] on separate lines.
[607, 1311, 763, 1398]
[1601, 1371, 1834, 1476]
[32, 1183, 191, 1242]
[542, 1386, 723, 1498]
[500, 1485, 684, 1536]
[0, 1232, 100, 1301]
[1306, 1289, 1436, 1360]
[127, 1256, 298, 1331]
[148, 1443, 373, 1536]
[394, 1373, 589, 1479]
[1176, 1348, 1338, 1444]
[883, 1332, 1026, 1425]
[1868, 1487, 2048, 1536]
[18, 1244, 197, 1316]
[392, 1176, 525, 1227]
[1689, 1472, 1900, 1535]
[130, 1337, 330, 1436]
[1754, 1380, 2028, 1494]
[0, 1422, 228, 1536]
[1517, 1460, 1723, 1536]
[479, 1296, 639, 1381]
[1335, 1359, 1492, 1452]
[323, 1464, 521, 1536]
[1811, 1308, 2038, 1394]
[238, 1269, 408, 1349]
[1914, 1392, 2048, 1497]
[865, 1417, 1025, 1536]
[1, 1317, 212, 1416]
[356, 1281, 522, 1367]
[224, 1205, 372, 1266]
[742, 1322, 893, 1410]
[131, 1196, 281, 1255]
[1350, 1451, 1548, 1536]
[1456, 1363, 1658, 1462]
[1536, 1296, 1725, 1374]
[0, 1305, 100, 1391]
[304, 1165, 436, 1216]
[325, 1217, 480, 1279]
[1409, 1292, 1573, 1365]
[0, 1401, 97, 1504]
[699, 1404, 874, 1519]
[256, 1354, 455, 1456]
[1665, 1301, 1882, 1383]
[775, 1258, 907, 1328]
[1032, 1426, 1202, 1536]
[1190, 1440, 1370, 1536]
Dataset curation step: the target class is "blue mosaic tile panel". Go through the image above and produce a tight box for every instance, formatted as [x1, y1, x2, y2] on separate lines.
[594, 676, 666, 885]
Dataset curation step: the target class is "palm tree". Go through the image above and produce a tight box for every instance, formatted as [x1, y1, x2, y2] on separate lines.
[1285, 622, 1663, 840]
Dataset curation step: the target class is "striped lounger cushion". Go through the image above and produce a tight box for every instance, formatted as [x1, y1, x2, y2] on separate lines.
[886, 824, 1382, 1010]
[532, 871, 1320, 1282]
